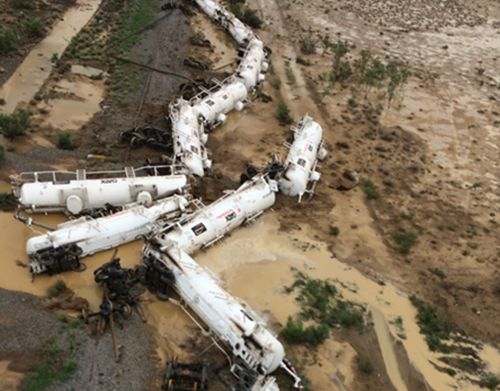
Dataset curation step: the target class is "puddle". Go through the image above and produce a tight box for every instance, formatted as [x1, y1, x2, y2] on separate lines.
[38, 78, 104, 131]
[0, 0, 103, 114]
[195, 212, 500, 391]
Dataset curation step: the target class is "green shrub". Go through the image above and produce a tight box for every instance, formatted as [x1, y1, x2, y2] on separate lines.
[358, 355, 374, 375]
[483, 373, 500, 390]
[410, 295, 452, 352]
[270, 78, 281, 90]
[360, 178, 380, 200]
[0, 144, 5, 162]
[0, 26, 18, 55]
[24, 17, 44, 38]
[329, 225, 340, 236]
[61, 360, 77, 377]
[428, 267, 446, 279]
[57, 132, 76, 150]
[286, 272, 365, 330]
[299, 35, 316, 55]
[391, 229, 418, 255]
[47, 280, 67, 298]
[277, 102, 293, 125]
[241, 8, 263, 29]
[0, 109, 30, 139]
[281, 316, 329, 346]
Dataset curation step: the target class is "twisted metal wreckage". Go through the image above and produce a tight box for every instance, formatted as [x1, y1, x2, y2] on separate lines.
[11, 1, 329, 389]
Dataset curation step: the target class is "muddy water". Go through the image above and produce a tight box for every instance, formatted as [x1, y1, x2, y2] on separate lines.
[195, 212, 500, 391]
[38, 77, 104, 131]
[0, 0, 103, 113]
[372, 308, 408, 391]
[0, 361, 23, 391]
[0, 212, 143, 310]
[141, 295, 200, 364]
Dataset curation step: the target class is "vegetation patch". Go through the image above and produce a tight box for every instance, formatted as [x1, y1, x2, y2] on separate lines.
[0, 109, 31, 139]
[57, 132, 77, 150]
[47, 280, 67, 298]
[360, 178, 380, 200]
[318, 41, 410, 105]
[282, 271, 365, 347]
[329, 225, 340, 236]
[391, 229, 418, 255]
[0, 26, 18, 55]
[23, 17, 44, 38]
[228, 1, 263, 29]
[357, 355, 374, 375]
[276, 102, 293, 125]
[481, 373, 500, 391]
[63, 0, 160, 104]
[281, 316, 329, 346]
[0, 192, 17, 211]
[21, 337, 77, 391]
[410, 294, 452, 352]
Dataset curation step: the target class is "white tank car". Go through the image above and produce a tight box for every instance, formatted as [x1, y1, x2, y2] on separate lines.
[278, 115, 327, 201]
[236, 37, 268, 89]
[18, 175, 187, 215]
[170, 100, 211, 177]
[192, 78, 248, 126]
[27, 195, 189, 275]
[143, 245, 286, 389]
[153, 176, 276, 254]
[194, 0, 254, 45]
[170, 77, 248, 176]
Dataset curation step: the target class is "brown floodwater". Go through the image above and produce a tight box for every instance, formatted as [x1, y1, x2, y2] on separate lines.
[195, 212, 500, 391]
[0, 0, 103, 114]
[0, 212, 143, 310]
[0, 360, 23, 391]
[38, 77, 105, 131]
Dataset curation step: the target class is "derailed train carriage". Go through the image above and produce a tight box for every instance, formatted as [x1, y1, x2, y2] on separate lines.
[142, 245, 302, 390]
[13, 0, 331, 389]
[170, 0, 270, 177]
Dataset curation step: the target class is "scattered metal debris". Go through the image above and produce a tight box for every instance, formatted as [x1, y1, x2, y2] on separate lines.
[184, 56, 210, 71]
[120, 126, 173, 152]
[162, 359, 208, 391]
